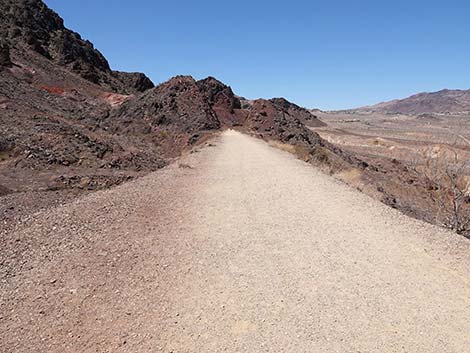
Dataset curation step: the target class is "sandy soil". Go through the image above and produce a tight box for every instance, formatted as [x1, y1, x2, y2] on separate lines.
[1, 130, 470, 352]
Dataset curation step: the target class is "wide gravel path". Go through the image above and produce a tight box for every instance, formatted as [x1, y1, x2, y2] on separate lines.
[1, 130, 470, 352]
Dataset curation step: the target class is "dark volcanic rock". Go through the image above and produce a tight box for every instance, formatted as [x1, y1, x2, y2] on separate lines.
[0, 48, 163, 194]
[0, 0, 153, 93]
[247, 99, 324, 146]
[269, 98, 326, 127]
[0, 41, 12, 68]
[113, 71, 155, 93]
[196, 76, 244, 126]
[101, 76, 238, 157]
[197, 76, 241, 110]
[108, 76, 221, 141]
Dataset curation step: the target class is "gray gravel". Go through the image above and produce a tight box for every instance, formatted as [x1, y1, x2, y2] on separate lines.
[1, 130, 470, 352]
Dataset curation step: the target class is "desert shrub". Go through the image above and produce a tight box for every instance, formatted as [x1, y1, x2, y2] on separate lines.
[268, 140, 349, 175]
[411, 148, 470, 237]
[268, 141, 311, 162]
[158, 130, 169, 139]
[268, 140, 296, 154]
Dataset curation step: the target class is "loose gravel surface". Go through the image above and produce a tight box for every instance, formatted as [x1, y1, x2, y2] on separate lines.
[1, 130, 470, 352]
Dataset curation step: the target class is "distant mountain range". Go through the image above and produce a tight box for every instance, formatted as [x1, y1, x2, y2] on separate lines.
[347, 89, 470, 115]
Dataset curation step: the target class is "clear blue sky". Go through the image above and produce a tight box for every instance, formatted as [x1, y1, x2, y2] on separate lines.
[44, 0, 470, 110]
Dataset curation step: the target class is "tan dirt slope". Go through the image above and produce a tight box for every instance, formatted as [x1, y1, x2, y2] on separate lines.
[1, 130, 470, 352]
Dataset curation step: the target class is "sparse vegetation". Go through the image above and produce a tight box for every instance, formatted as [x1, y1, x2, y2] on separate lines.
[316, 109, 470, 238]
[411, 148, 470, 238]
[158, 130, 169, 139]
[269, 140, 351, 176]
[268, 141, 312, 163]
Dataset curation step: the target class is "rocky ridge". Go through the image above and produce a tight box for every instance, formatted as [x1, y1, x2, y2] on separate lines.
[0, 0, 327, 197]
[0, 0, 154, 94]
[349, 89, 470, 115]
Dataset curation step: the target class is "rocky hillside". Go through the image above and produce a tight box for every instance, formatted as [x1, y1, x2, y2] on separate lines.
[0, 0, 330, 197]
[351, 89, 470, 115]
[105, 76, 330, 157]
[0, 0, 154, 94]
[269, 98, 326, 127]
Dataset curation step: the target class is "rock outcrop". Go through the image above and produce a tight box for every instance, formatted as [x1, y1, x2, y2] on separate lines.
[0, 0, 153, 93]
[269, 98, 326, 127]
[109, 76, 221, 137]
[245, 98, 324, 146]
[0, 0, 332, 195]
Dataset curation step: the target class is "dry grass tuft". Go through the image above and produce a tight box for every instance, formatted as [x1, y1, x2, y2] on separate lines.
[268, 141, 296, 154]
[268, 141, 311, 162]
[335, 168, 363, 185]
[269, 140, 349, 172]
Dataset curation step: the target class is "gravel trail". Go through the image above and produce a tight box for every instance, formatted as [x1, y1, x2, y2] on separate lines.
[1, 130, 470, 352]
